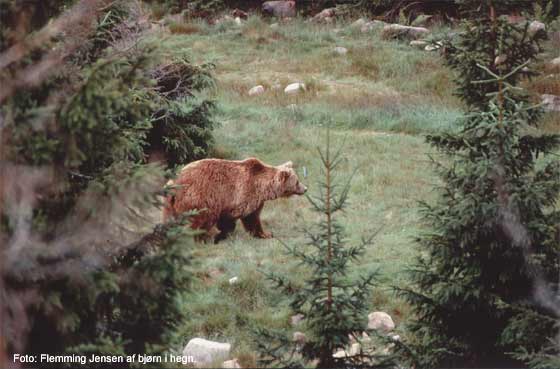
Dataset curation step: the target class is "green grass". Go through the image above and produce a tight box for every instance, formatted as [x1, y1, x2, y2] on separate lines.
[150, 14, 560, 362]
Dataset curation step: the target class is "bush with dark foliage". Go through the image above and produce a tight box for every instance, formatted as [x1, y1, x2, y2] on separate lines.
[395, 1, 560, 368]
[0, 1, 215, 367]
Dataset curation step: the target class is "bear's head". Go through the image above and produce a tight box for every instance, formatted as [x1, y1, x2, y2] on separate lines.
[275, 161, 307, 197]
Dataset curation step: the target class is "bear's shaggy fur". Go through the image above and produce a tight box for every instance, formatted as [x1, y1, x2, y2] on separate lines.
[163, 158, 306, 243]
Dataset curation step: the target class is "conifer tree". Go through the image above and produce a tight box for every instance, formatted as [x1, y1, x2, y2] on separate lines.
[254, 131, 396, 368]
[0, 1, 215, 367]
[396, 2, 559, 368]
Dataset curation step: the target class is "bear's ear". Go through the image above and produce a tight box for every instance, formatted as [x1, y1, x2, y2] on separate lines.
[279, 169, 290, 182]
[280, 161, 293, 168]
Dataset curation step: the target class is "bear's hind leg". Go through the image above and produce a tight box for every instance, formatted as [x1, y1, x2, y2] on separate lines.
[242, 206, 272, 239]
[215, 217, 236, 243]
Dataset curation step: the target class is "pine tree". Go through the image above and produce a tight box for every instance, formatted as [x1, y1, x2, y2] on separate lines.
[0, 1, 215, 367]
[396, 2, 560, 368]
[254, 130, 397, 368]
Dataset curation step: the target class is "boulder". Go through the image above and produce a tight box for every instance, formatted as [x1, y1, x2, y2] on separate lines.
[334, 46, 348, 55]
[262, 1, 296, 18]
[183, 338, 231, 366]
[361, 20, 386, 33]
[382, 24, 430, 40]
[248, 85, 265, 96]
[351, 18, 367, 28]
[367, 312, 395, 333]
[313, 8, 336, 22]
[284, 82, 306, 94]
[222, 358, 242, 368]
[542, 94, 560, 112]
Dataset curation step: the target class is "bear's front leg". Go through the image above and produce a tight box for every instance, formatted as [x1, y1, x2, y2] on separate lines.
[215, 216, 236, 243]
[241, 205, 272, 239]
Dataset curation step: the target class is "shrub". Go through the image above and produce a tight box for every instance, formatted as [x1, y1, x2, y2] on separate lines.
[0, 0, 215, 366]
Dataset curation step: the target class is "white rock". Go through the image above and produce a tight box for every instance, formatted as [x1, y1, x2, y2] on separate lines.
[248, 85, 265, 96]
[332, 349, 348, 358]
[368, 312, 395, 333]
[234, 17, 242, 25]
[382, 23, 430, 40]
[542, 94, 560, 112]
[494, 54, 507, 65]
[551, 57, 560, 66]
[334, 46, 348, 55]
[183, 338, 231, 366]
[391, 334, 401, 341]
[529, 20, 546, 35]
[425, 42, 443, 51]
[284, 82, 306, 94]
[222, 358, 241, 368]
[349, 342, 361, 356]
[293, 331, 306, 344]
[410, 40, 428, 48]
[270, 23, 279, 29]
[291, 313, 304, 326]
[228, 276, 239, 284]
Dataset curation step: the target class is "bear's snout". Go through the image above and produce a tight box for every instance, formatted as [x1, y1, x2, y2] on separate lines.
[296, 183, 307, 195]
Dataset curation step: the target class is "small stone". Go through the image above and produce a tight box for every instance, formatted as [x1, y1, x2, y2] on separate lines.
[234, 17, 242, 26]
[313, 7, 336, 22]
[248, 85, 265, 96]
[183, 338, 231, 366]
[368, 311, 395, 333]
[529, 20, 546, 35]
[293, 331, 306, 344]
[291, 313, 304, 326]
[222, 358, 241, 368]
[334, 46, 348, 55]
[382, 23, 430, 40]
[542, 94, 560, 112]
[284, 82, 306, 94]
[270, 23, 279, 29]
[229, 276, 239, 284]
[349, 342, 361, 356]
[551, 57, 560, 66]
[391, 334, 400, 341]
[231, 9, 248, 19]
[425, 41, 443, 52]
[332, 349, 347, 358]
[494, 54, 507, 65]
[410, 40, 428, 48]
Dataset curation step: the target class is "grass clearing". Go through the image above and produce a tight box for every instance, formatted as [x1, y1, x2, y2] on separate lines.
[151, 14, 560, 359]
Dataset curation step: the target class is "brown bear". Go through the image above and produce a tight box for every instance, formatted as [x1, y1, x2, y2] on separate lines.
[163, 158, 307, 243]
